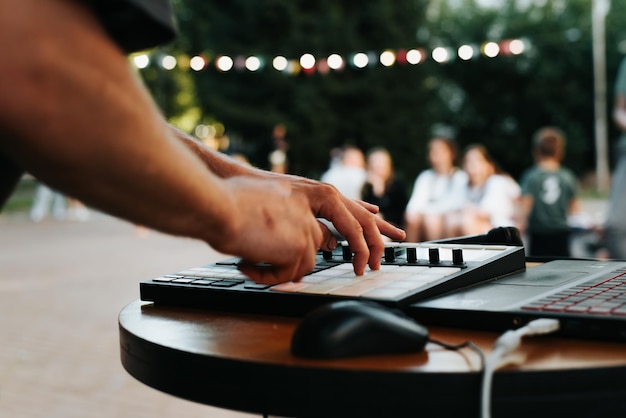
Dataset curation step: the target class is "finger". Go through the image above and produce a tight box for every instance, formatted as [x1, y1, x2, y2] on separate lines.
[375, 216, 407, 242]
[317, 220, 338, 252]
[325, 203, 371, 275]
[354, 200, 405, 241]
[355, 199, 380, 214]
[237, 220, 320, 285]
[238, 261, 297, 285]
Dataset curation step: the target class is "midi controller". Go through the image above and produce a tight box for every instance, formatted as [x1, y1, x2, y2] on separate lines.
[140, 240, 526, 317]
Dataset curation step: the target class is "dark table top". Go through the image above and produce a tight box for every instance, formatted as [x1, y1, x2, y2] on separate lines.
[119, 299, 626, 418]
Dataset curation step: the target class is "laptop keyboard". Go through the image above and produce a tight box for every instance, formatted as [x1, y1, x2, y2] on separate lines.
[522, 268, 626, 316]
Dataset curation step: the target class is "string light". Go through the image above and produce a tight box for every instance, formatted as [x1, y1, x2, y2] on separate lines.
[482, 41, 500, 58]
[352, 52, 369, 68]
[380, 49, 396, 67]
[509, 39, 525, 55]
[299, 53, 316, 70]
[189, 55, 206, 71]
[432, 46, 451, 63]
[161, 55, 177, 70]
[245, 56, 262, 71]
[406, 48, 424, 64]
[133, 54, 150, 69]
[458, 44, 476, 61]
[327, 53, 344, 70]
[273, 55, 289, 71]
[133, 38, 527, 75]
[215, 55, 234, 71]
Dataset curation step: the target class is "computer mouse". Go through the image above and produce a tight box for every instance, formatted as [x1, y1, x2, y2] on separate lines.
[290, 300, 429, 359]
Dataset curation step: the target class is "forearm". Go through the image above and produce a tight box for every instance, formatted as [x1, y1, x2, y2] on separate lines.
[171, 126, 337, 199]
[0, 0, 235, 242]
[171, 126, 264, 178]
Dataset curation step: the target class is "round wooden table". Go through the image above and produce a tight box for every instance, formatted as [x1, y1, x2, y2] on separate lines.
[119, 300, 626, 418]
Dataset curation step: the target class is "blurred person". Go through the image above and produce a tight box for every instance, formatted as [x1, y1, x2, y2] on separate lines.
[0, 0, 406, 285]
[447, 144, 521, 236]
[254, 122, 289, 173]
[269, 123, 289, 174]
[66, 197, 90, 222]
[320, 145, 367, 201]
[519, 127, 580, 258]
[361, 147, 408, 229]
[29, 182, 67, 222]
[604, 56, 626, 260]
[404, 137, 468, 242]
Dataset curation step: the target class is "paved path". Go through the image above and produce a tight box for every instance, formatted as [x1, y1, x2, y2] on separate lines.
[0, 212, 256, 418]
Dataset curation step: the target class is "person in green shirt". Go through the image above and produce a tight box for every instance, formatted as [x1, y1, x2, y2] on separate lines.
[519, 127, 580, 258]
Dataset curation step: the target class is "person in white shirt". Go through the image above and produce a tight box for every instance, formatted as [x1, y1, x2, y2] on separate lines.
[404, 137, 468, 242]
[320, 145, 367, 201]
[447, 144, 521, 236]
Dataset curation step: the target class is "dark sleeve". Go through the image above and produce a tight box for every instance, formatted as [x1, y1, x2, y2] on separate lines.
[361, 182, 375, 204]
[0, 151, 25, 210]
[85, 0, 177, 53]
[386, 179, 409, 228]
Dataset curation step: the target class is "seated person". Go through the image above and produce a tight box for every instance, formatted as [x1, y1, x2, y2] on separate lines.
[404, 137, 467, 242]
[320, 145, 367, 201]
[361, 147, 408, 229]
[447, 144, 521, 236]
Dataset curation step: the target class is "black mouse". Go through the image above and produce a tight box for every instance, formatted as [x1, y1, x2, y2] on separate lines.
[290, 300, 429, 359]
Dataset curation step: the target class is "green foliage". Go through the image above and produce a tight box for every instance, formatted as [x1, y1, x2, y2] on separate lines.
[140, 0, 626, 185]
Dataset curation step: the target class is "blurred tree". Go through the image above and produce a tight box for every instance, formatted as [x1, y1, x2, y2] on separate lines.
[171, 0, 433, 179]
[422, 0, 626, 181]
[138, 0, 626, 189]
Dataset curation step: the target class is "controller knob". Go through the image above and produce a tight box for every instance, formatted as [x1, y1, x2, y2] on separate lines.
[342, 245, 353, 261]
[428, 247, 440, 264]
[406, 247, 417, 263]
[452, 248, 464, 265]
[384, 247, 396, 262]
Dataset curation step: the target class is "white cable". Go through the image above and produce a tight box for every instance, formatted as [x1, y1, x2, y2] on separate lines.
[480, 318, 560, 418]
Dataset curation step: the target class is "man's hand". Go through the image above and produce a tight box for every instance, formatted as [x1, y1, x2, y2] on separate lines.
[173, 128, 407, 279]
[211, 176, 326, 285]
[289, 179, 406, 275]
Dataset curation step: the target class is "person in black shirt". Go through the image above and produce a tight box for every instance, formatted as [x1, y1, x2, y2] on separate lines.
[361, 147, 408, 229]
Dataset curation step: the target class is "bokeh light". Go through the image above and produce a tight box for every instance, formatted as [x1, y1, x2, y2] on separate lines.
[273, 55, 288, 71]
[406, 49, 423, 65]
[300, 53, 316, 70]
[352, 52, 369, 68]
[432, 47, 450, 63]
[379, 50, 396, 67]
[161, 55, 177, 70]
[133, 54, 150, 69]
[483, 42, 500, 58]
[458, 44, 475, 61]
[189, 55, 206, 71]
[327, 54, 344, 70]
[245, 56, 262, 71]
[509, 39, 525, 55]
[216, 55, 234, 71]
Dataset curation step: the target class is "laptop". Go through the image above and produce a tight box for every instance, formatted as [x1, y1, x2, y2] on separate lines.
[408, 258, 626, 341]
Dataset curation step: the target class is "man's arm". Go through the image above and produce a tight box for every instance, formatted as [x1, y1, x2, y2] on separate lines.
[0, 0, 403, 282]
[0, 0, 331, 284]
[0, 0, 229, 239]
